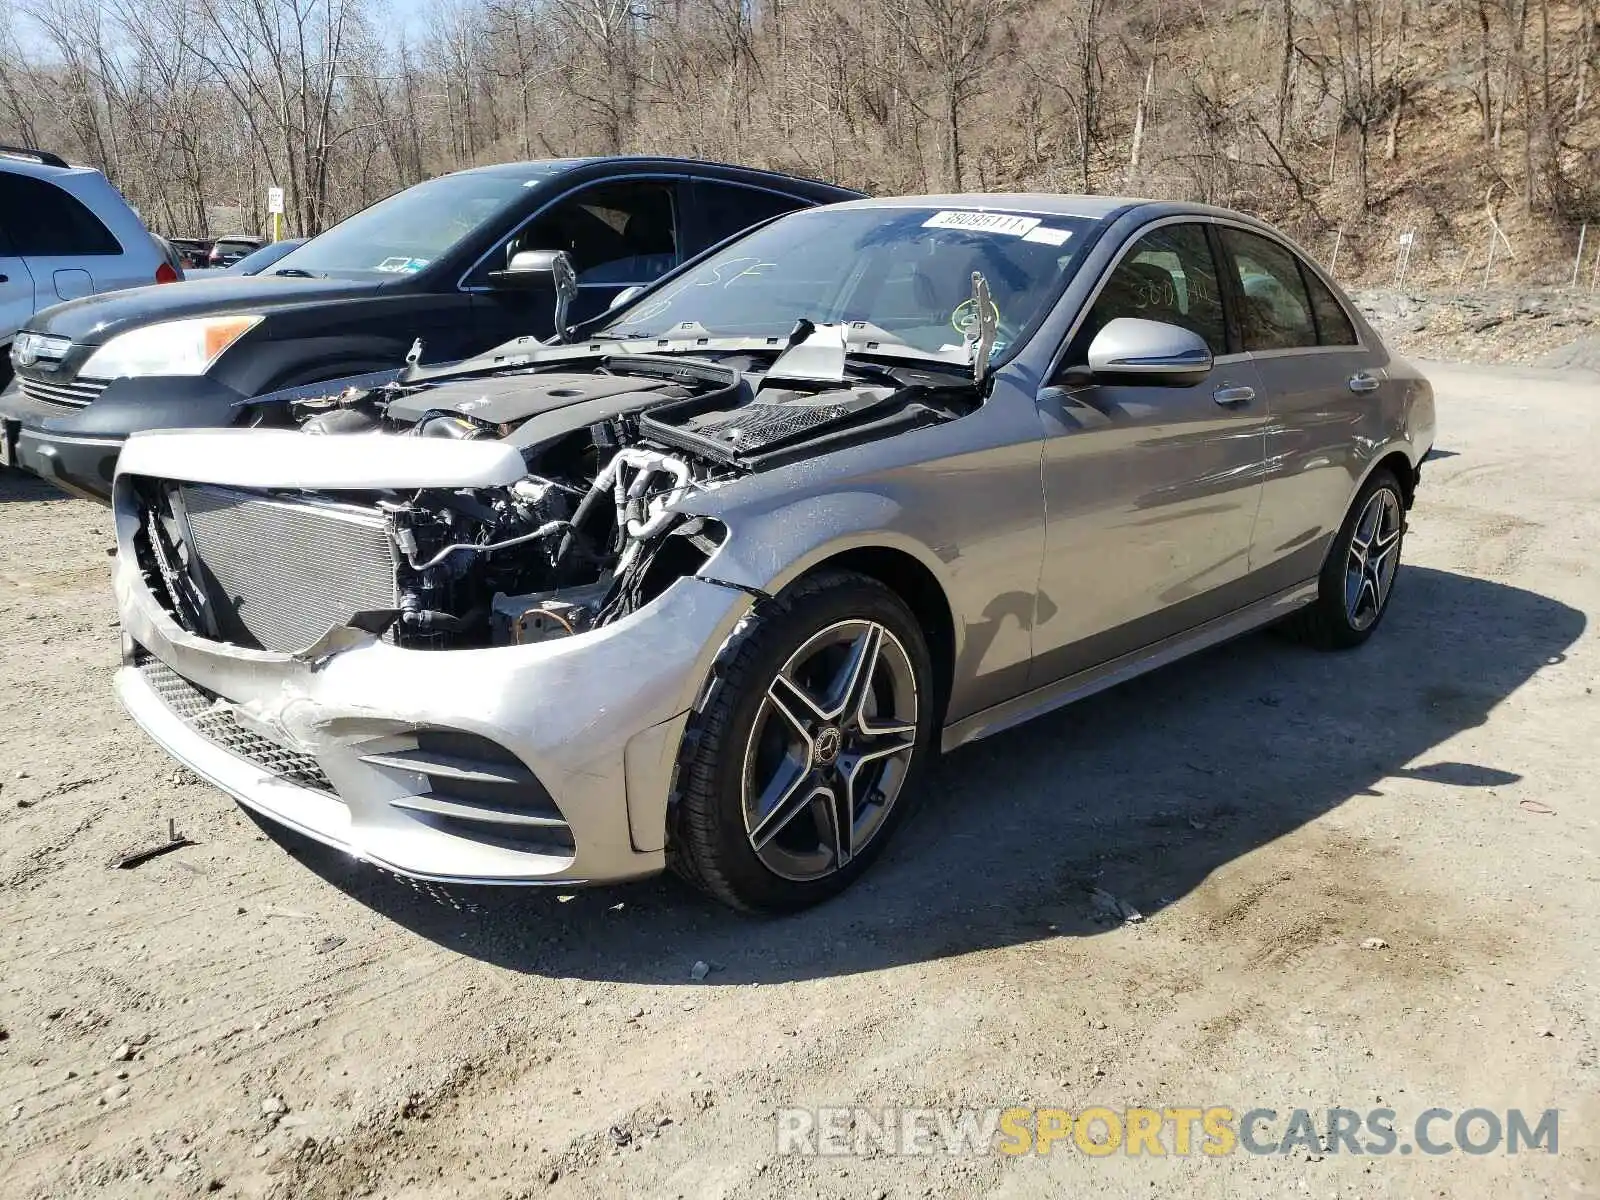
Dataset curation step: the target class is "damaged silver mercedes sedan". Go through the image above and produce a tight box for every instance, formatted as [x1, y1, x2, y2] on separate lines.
[112, 195, 1435, 911]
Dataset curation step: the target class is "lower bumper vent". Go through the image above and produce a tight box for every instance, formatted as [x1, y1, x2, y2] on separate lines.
[135, 649, 336, 795]
[362, 730, 574, 854]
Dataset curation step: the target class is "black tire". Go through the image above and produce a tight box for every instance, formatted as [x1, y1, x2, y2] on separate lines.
[1280, 467, 1407, 650]
[669, 569, 936, 913]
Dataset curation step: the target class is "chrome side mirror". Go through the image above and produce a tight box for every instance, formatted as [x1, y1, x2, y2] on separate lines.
[1086, 318, 1213, 384]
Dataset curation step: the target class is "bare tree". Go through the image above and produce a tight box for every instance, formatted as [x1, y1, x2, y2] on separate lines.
[893, 0, 1018, 190]
[0, 0, 1595, 275]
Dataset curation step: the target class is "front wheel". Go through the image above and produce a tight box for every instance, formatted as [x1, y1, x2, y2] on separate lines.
[1282, 467, 1407, 649]
[670, 570, 935, 912]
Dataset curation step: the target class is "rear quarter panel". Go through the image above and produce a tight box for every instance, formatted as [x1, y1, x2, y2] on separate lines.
[1246, 296, 1432, 592]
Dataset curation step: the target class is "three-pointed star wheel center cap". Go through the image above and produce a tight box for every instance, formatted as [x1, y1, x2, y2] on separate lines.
[812, 726, 843, 767]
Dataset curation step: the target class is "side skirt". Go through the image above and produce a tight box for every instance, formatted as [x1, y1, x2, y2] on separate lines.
[940, 579, 1318, 753]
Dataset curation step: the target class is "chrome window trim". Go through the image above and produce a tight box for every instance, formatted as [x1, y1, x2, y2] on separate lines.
[1041, 213, 1234, 385]
[1209, 217, 1368, 353]
[1041, 213, 1370, 387]
[1246, 344, 1368, 361]
[456, 171, 691, 294]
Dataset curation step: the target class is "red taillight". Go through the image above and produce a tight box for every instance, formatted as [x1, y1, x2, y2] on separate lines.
[155, 262, 180, 284]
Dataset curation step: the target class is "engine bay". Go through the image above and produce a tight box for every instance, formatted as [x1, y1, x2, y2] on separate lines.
[132, 346, 978, 654]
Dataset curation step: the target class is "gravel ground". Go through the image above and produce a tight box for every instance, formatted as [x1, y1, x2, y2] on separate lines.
[1, 360, 1598, 1199]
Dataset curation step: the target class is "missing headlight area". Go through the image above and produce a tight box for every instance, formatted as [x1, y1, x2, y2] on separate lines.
[128, 344, 975, 654]
[131, 454, 728, 653]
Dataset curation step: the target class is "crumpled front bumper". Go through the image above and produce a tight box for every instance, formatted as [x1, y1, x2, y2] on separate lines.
[112, 517, 754, 885]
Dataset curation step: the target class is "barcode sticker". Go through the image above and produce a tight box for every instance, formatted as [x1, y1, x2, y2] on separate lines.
[1023, 226, 1072, 246]
[922, 210, 1041, 237]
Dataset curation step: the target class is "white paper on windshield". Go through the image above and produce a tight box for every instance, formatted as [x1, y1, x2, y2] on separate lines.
[1023, 226, 1072, 246]
[922, 210, 1040, 237]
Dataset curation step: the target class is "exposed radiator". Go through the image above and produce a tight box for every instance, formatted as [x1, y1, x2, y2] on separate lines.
[176, 484, 399, 653]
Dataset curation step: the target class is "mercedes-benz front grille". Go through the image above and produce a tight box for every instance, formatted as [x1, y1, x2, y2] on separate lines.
[174, 484, 400, 653]
[18, 376, 107, 411]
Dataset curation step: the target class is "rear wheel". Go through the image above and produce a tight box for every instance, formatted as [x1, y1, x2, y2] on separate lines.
[1281, 467, 1406, 649]
[670, 570, 934, 912]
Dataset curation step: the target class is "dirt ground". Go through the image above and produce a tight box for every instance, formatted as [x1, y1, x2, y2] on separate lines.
[2, 360, 1598, 1199]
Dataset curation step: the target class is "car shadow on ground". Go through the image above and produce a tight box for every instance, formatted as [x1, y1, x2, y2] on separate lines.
[0, 467, 78, 504]
[264, 565, 1584, 984]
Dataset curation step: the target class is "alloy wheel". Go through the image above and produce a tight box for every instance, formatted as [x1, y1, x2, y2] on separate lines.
[741, 619, 919, 882]
[1345, 485, 1403, 631]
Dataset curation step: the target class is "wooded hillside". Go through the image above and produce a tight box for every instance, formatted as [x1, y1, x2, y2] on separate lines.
[3, 0, 1597, 286]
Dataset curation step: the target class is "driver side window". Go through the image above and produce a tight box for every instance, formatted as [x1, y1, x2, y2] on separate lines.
[1076, 223, 1228, 359]
[496, 181, 680, 287]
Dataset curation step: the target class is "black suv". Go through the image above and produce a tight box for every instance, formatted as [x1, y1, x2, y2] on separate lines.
[0, 157, 861, 501]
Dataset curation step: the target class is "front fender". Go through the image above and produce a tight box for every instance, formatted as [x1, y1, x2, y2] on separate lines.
[693, 488, 956, 603]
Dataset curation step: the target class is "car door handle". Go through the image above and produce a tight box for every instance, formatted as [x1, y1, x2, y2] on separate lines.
[1212, 384, 1256, 406]
[1348, 372, 1381, 394]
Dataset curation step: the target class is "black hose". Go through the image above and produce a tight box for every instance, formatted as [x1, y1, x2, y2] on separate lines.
[553, 482, 610, 582]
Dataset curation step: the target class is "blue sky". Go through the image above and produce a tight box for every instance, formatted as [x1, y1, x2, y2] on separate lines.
[9, 0, 441, 58]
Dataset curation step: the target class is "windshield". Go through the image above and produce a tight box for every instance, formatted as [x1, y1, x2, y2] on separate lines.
[232, 240, 300, 274]
[599, 205, 1099, 360]
[271, 169, 562, 279]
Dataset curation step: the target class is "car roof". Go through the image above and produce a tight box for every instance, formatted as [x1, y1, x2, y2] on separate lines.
[826, 193, 1129, 218]
[450, 155, 862, 196]
[0, 153, 107, 183]
[822, 193, 1278, 227]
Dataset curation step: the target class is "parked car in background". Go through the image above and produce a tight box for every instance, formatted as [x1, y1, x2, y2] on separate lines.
[0, 156, 863, 500]
[226, 238, 306, 275]
[206, 235, 265, 267]
[0, 145, 179, 389]
[111, 194, 1434, 910]
[150, 234, 188, 281]
[169, 238, 214, 270]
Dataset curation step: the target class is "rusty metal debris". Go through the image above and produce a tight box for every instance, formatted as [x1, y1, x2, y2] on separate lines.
[113, 819, 194, 869]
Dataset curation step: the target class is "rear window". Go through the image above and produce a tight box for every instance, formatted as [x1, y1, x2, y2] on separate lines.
[0, 173, 122, 256]
[692, 180, 808, 251]
[1303, 267, 1359, 346]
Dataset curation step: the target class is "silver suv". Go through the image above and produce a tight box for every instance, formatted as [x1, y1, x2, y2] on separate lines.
[0, 146, 176, 387]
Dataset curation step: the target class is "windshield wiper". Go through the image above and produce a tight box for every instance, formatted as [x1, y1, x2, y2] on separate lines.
[273, 267, 320, 278]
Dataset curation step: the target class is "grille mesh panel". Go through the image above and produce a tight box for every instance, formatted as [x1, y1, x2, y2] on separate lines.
[136, 652, 336, 795]
[691, 403, 851, 451]
[177, 485, 399, 653]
